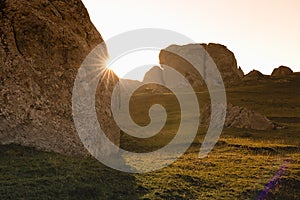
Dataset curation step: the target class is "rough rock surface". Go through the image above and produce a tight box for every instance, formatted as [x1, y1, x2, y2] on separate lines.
[237, 67, 244, 78]
[243, 70, 265, 81]
[200, 103, 279, 131]
[202, 43, 242, 85]
[271, 66, 293, 77]
[0, 0, 119, 155]
[143, 43, 243, 90]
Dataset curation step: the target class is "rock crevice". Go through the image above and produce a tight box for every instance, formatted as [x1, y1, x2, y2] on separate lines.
[10, 20, 24, 56]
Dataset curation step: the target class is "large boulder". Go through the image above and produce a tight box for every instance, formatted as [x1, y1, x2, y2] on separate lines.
[143, 43, 243, 90]
[271, 66, 293, 77]
[200, 103, 280, 131]
[0, 0, 119, 156]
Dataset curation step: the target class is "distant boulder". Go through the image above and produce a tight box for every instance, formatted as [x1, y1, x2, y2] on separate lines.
[201, 103, 281, 131]
[243, 70, 265, 81]
[271, 66, 293, 77]
[118, 79, 143, 98]
[143, 66, 165, 85]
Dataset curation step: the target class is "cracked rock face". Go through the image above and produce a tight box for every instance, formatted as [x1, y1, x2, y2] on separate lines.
[0, 0, 120, 156]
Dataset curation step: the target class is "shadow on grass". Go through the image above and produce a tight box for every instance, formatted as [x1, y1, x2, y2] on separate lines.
[0, 144, 140, 200]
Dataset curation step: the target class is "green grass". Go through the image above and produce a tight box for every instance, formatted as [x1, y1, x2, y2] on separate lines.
[1, 73, 300, 199]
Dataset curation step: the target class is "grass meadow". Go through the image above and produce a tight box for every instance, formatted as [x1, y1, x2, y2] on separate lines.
[1, 73, 299, 199]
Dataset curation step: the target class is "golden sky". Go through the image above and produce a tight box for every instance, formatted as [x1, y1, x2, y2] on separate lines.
[82, 0, 300, 80]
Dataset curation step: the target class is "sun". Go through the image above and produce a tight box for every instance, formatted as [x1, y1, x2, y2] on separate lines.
[104, 49, 160, 81]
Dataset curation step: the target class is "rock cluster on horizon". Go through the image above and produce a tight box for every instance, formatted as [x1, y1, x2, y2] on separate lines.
[143, 45, 296, 89]
[140, 45, 293, 130]
[143, 43, 244, 90]
[0, 0, 119, 155]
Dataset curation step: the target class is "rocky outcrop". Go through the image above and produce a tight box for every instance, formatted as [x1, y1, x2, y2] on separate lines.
[143, 43, 243, 90]
[143, 66, 165, 85]
[243, 70, 265, 81]
[0, 0, 119, 155]
[271, 66, 293, 77]
[201, 103, 280, 131]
